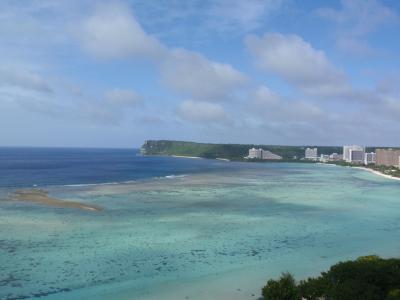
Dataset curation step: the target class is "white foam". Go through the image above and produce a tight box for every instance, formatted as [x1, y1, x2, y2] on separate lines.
[165, 174, 187, 179]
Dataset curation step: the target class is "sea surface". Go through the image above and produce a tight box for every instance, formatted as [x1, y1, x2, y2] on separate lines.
[1, 148, 400, 300]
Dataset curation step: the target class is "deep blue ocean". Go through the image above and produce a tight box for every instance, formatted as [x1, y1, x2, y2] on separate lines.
[0, 147, 236, 188]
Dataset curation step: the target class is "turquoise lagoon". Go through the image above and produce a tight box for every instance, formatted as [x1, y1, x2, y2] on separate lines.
[1, 162, 400, 300]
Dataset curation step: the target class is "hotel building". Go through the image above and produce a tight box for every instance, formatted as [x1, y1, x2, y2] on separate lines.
[349, 149, 365, 164]
[248, 148, 263, 159]
[247, 148, 282, 160]
[343, 145, 365, 163]
[262, 150, 282, 160]
[319, 154, 330, 163]
[364, 152, 376, 165]
[305, 148, 318, 160]
[329, 153, 342, 161]
[376, 149, 400, 168]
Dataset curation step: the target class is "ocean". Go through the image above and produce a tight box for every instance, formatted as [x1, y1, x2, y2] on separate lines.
[1, 148, 400, 300]
[0, 147, 235, 188]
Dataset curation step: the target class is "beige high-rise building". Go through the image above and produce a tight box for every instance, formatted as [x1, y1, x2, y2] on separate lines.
[376, 149, 400, 167]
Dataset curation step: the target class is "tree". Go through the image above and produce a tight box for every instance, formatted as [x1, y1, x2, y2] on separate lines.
[298, 276, 327, 300]
[261, 256, 400, 300]
[387, 289, 400, 300]
[262, 272, 300, 300]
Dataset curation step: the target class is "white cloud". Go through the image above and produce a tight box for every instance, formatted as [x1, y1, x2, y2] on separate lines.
[178, 100, 229, 124]
[0, 67, 52, 93]
[14, 96, 72, 119]
[254, 85, 280, 105]
[335, 37, 375, 56]
[78, 2, 166, 60]
[316, 0, 398, 55]
[80, 88, 145, 124]
[78, 3, 247, 102]
[380, 96, 400, 118]
[317, 0, 397, 37]
[243, 82, 400, 145]
[245, 33, 350, 97]
[207, 0, 284, 33]
[367, 81, 400, 121]
[162, 49, 247, 101]
[132, 0, 285, 38]
[105, 88, 142, 107]
[5, 85, 145, 127]
[0, 1, 73, 49]
[252, 85, 323, 122]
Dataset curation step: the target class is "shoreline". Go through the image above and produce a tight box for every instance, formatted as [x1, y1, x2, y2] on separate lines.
[352, 167, 400, 181]
[171, 155, 202, 159]
[216, 158, 230, 161]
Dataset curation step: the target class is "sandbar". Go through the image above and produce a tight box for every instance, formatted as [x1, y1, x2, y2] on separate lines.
[10, 189, 102, 212]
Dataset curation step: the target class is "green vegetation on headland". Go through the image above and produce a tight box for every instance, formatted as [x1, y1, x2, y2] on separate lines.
[261, 256, 400, 300]
[141, 140, 341, 161]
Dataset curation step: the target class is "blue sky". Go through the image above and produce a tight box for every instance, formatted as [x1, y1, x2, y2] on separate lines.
[1, 0, 400, 147]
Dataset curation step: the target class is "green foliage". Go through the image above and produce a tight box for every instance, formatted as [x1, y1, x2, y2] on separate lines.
[298, 276, 327, 300]
[321, 256, 400, 300]
[262, 273, 300, 300]
[141, 140, 342, 161]
[357, 255, 381, 261]
[370, 165, 400, 178]
[387, 289, 400, 300]
[262, 256, 400, 300]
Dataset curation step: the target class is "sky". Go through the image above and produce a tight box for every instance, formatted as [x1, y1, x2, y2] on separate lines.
[1, 0, 400, 148]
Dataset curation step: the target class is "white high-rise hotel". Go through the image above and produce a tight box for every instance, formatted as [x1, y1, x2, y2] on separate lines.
[364, 152, 376, 165]
[248, 148, 263, 159]
[305, 148, 318, 160]
[247, 148, 282, 160]
[343, 145, 365, 163]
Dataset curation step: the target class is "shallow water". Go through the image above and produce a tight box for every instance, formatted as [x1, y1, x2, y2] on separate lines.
[1, 161, 400, 300]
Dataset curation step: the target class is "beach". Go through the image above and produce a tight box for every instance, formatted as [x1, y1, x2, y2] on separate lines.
[353, 167, 400, 181]
[172, 155, 202, 159]
[216, 158, 230, 161]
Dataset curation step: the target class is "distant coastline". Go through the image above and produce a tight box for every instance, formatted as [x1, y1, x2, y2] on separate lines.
[167, 154, 400, 181]
[141, 140, 400, 182]
[141, 139, 342, 161]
